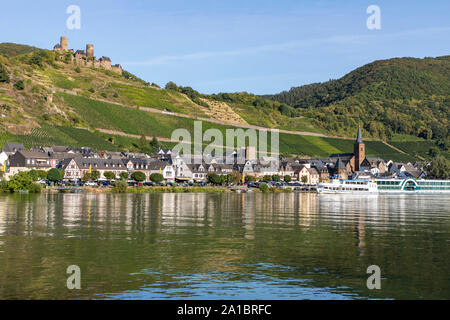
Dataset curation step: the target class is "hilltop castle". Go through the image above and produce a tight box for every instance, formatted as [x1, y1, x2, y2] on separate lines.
[53, 36, 122, 74]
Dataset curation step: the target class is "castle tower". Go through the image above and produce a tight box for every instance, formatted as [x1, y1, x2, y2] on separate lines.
[60, 36, 68, 51]
[86, 44, 94, 58]
[354, 124, 365, 171]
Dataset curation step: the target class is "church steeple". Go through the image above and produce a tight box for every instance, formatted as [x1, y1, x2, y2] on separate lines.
[354, 124, 365, 171]
[356, 124, 363, 144]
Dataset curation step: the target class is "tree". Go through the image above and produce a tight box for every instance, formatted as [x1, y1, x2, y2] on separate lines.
[112, 179, 128, 193]
[301, 175, 309, 184]
[103, 171, 116, 181]
[272, 174, 281, 182]
[7, 171, 41, 193]
[230, 171, 242, 184]
[150, 173, 164, 183]
[428, 147, 440, 158]
[284, 175, 292, 183]
[64, 52, 72, 64]
[418, 127, 432, 140]
[91, 170, 100, 181]
[138, 135, 150, 153]
[28, 170, 39, 181]
[0, 63, 10, 83]
[149, 136, 160, 154]
[436, 137, 449, 151]
[37, 170, 48, 180]
[131, 171, 146, 182]
[262, 175, 272, 182]
[207, 173, 222, 185]
[259, 183, 269, 193]
[245, 175, 256, 183]
[165, 81, 179, 91]
[426, 156, 450, 179]
[0, 179, 8, 192]
[47, 168, 63, 183]
[14, 80, 24, 90]
[220, 175, 227, 185]
[119, 172, 129, 180]
[82, 172, 91, 183]
[29, 53, 43, 67]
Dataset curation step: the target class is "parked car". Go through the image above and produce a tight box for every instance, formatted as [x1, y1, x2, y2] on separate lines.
[84, 181, 98, 187]
[99, 181, 111, 186]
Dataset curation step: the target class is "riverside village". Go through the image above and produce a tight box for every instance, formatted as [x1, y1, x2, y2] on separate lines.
[1, 3, 449, 303]
[0, 36, 449, 195]
[1, 125, 449, 194]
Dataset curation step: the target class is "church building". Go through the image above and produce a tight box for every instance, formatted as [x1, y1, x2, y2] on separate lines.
[329, 125, 370, 178]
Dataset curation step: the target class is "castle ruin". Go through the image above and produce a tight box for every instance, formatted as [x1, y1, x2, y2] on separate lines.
[53, 36, 122, 74]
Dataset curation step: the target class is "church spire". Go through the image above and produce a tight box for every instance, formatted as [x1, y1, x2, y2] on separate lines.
[356, 124, 363, 144]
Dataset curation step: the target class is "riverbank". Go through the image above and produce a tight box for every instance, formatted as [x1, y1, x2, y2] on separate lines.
[41, 186, 298, 194]
[43, 186, 230, 194]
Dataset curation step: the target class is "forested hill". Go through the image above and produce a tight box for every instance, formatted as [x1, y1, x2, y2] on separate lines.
[263, 56, 450, 144]
[0, 41, 447, 161]
[0, 43, 42, 57]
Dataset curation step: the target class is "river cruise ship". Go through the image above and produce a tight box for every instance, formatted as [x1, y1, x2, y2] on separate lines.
[376, 179, 450, 193]
[317, 178, 450, 194]
[317, 179, 378, 194]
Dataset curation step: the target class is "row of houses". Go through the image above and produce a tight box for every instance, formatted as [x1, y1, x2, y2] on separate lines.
[0, 143, 173, 181]
[0, 141, 426, 184]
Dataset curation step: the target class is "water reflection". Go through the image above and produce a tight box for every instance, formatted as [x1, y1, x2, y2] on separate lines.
[0, 193, 449, 299]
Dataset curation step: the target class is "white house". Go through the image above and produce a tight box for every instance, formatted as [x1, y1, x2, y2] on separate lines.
[0, 151, 8, 167]
[148, 161, 175, 181]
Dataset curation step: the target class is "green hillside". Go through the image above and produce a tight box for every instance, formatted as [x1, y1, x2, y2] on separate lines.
[0, 43, 43, 57]
[263, 56, 450, 157]
[0, 42, 438, 161]
[18, 92, 413, 161]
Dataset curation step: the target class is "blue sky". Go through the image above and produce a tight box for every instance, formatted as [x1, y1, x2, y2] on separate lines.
[1, 0, 449, 94]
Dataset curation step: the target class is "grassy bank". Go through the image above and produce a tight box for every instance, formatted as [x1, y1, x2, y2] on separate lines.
[121, 186, 229, 193]
[41, 186, 298, 194]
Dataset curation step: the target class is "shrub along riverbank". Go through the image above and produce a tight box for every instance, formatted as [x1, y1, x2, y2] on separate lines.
[0, 171, 42, 193]
[118, 186, 229, 193]
[41, 185, 295, 194]
[0, 171, 296, 195]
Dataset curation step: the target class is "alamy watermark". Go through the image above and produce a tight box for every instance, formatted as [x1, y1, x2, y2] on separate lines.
[366, 265, 381, 289]
[66, 5, 81, 30]
[66, 265, 81, 290]
[366, 5, 381, 30]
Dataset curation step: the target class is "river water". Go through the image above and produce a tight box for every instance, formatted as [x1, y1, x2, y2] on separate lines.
[0, 193, 448, 300]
